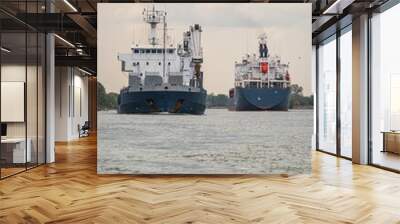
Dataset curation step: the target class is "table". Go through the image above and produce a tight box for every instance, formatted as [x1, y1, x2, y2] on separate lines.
[1, 138, 31, 163]
[382, 131, 400, 154]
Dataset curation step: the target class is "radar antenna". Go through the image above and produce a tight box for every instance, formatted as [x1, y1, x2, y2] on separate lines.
[143, 6, 166, 45]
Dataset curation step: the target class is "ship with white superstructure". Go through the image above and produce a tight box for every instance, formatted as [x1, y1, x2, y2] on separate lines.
[117, 6, 206, 114]
[228, 34, 291, 111]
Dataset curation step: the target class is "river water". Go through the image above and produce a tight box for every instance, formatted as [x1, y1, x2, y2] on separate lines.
[98, 109, 312, 174]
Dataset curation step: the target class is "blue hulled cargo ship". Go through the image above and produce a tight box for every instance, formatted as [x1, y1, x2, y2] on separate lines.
[228, 34, 291, 111]
[117, 7, 206, 115]
[118, 88, 206, 114]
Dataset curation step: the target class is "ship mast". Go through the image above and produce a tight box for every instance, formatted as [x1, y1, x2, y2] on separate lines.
[258, 33, 268, 59]
[143, 6, 164, 45]
[258, 33, 269, 87]
[143, 6, 167, 79]
[163, 14, 166, 79]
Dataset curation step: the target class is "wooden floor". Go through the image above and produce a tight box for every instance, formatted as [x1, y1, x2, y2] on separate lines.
[0, 167, 26, 178]
[1, 135, 400, 224]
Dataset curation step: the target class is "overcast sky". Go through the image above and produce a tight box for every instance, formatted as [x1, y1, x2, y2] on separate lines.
[98, 3, 312, 95]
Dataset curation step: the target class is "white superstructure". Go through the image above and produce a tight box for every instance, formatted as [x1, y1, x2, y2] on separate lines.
[117, 7, 204, 90]
[234, 33, 290, 89]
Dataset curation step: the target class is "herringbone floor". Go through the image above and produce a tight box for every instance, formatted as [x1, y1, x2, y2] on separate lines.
[1, 135, 400, 224]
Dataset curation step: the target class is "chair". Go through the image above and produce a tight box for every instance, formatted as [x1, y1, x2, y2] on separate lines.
[79, 121, 90, 138]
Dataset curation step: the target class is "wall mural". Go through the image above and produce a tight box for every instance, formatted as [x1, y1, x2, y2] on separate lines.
[97, 3, 312, 174]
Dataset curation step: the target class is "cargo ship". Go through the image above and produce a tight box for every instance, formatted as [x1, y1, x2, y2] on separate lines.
[228, 34, 291, 111]
[117, 7, 206, 115]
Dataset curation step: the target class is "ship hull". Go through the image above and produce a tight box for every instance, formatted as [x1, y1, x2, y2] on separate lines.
[118, 89, 207, 115]
[228, 87, 290, 111]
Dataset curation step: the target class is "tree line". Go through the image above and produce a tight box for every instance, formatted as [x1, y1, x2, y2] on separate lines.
[288, 84, 314, 109]
[97, 82, 119, 111]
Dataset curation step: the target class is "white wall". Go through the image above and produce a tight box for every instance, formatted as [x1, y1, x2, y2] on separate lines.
[71, 73, 89, 138]
[55, 66, 69, 141]
[1, 63, 47, 164]
[1, 66, 26, 135]
[55, 67, 89, 141]
[1, 65, 38, 138]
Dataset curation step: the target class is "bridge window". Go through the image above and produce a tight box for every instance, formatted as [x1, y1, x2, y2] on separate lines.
[168, 49, 174, 54]
[157, 49, 162, 53]
[134, 49, 139, 54]
[145, 49, 151, 53]
[140, 49, 145, 53]
[151, 49, 157, 53]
